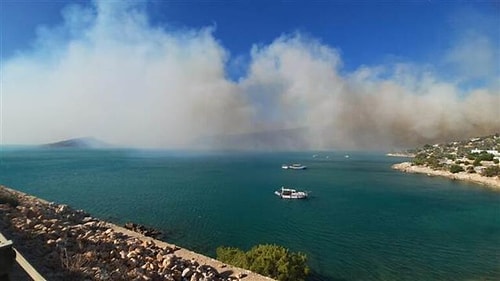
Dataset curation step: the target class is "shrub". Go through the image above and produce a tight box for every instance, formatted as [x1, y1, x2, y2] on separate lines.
[493, 158, 499, 164]
[449, 165, 464, 174]
[0, 190, 19, 207]
[477, 152, 494, 161]
[467, 154, 477, 160]
[217, 244, 309, 281]
[466, 166, 476, 173]
[483, 166, 500, 177]
[216, 247, 247, 268]
[413, 153, 427, 165]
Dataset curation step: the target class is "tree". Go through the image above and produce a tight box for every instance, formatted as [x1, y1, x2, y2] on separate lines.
[216, 247, 247, 268]
[217, 244, 310, 281]
[449, 164, 464, 173]
[413, 153, 427, 165]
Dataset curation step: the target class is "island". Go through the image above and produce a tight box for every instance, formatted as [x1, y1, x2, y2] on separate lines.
[42, 137, 110, 149]
[392, 134, 500, 190]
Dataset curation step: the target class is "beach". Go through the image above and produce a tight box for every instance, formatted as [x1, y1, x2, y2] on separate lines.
[0, 185, 273, 281]
[392, 162, 500, 190]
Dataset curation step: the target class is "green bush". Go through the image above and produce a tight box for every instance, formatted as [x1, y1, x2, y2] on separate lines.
[0, 190, 19, 207]
[467, 153, 477, 160]
[449, 164, 464, 173]
[217, 244, 309, 281]
[477, 152, 494, 161]
[493, 158, 499, 164]
[216, 247, 247, 268]
[412, 153, 427, 165]
[483, 166, 500, 177]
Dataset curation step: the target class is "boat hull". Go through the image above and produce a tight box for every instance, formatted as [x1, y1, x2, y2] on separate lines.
[275, 188, 308, 199]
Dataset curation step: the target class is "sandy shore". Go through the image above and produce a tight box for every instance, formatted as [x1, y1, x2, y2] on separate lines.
[386, 153, 415, 158]
[0, 185, 274, 281]
[392, 162, 500, 190]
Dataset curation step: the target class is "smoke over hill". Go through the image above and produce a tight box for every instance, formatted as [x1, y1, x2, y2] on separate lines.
[2, 2, 499, 149]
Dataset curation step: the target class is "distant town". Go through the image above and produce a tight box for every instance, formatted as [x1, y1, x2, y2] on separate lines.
[402, 134, 500, 177]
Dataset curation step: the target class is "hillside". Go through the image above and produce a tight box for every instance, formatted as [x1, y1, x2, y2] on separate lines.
[393, 133, 500, 189]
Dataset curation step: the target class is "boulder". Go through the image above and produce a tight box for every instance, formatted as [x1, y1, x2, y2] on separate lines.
[182, 267, 194, 278]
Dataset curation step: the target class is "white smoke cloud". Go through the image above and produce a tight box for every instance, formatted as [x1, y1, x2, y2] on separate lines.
[2, 1, 253, 148]
[1, 1, 499, 149]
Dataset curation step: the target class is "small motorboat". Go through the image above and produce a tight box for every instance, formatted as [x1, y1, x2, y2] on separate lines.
[275, 187, 308, 199]
[282, 163, 307, 170]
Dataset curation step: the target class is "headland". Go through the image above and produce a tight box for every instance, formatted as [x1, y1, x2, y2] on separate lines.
[392, 134, 500, 190]
[392, 162, 500, 190]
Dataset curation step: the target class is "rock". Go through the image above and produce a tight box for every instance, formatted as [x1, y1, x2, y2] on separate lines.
[128, 257, 138, 268]
[126, 251, 137, 259]
[82, 216, 94, 223]
[118, 250, 127, 259]
[182, 267, 194, 278]
[190, 272, 203, 281]
[162, 256, 174, 269]
[56, 204, 69, 214]
[25, 218, 34, 227]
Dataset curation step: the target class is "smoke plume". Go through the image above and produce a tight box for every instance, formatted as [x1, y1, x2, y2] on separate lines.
[2, 1, 499, 149]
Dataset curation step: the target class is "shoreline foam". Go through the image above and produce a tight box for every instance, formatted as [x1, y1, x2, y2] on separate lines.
[0, 185, 274, 281]
[392, 162, 500, 190]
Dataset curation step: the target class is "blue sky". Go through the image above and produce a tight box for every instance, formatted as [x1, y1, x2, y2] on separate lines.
[2, 1, 498, 73]
[1, 1, 499, 148]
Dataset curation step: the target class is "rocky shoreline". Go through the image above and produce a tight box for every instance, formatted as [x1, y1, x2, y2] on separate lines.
[0, 185, 274, 281]
[392, 162, 500, 190]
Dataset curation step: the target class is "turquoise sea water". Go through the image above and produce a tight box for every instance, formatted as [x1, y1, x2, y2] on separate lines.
[1, 148, 499, 281]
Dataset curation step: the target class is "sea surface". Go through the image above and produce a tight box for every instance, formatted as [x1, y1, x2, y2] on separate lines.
[1, 148, 499, 281]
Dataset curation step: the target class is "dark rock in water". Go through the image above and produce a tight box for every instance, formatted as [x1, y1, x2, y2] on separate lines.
[124, 222, 162, 239]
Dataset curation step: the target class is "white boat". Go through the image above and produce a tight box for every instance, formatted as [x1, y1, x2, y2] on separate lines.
[275, 187, 308, 199]
[282, 163, 307, 170]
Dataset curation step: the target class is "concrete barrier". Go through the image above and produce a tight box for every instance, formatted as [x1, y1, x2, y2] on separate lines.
[0, 239, 16, 279]
[0, 232, 46, 281]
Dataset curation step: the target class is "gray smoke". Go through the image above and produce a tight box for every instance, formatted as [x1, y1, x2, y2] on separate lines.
[2, 2, 499, 149]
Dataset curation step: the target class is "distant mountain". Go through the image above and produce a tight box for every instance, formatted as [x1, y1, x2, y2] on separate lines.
[42, 137, 111, 149]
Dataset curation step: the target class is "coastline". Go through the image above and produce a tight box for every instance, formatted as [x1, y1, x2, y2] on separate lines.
[386, 153, 415, 158]
[392, 162, 500, 190]
[0, 185, 274, 281]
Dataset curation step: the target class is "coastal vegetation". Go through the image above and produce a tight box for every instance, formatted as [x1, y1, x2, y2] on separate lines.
[0, 189, 19, 207]
[216, 244, 310, 281]
[407, 134, 500, 177]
